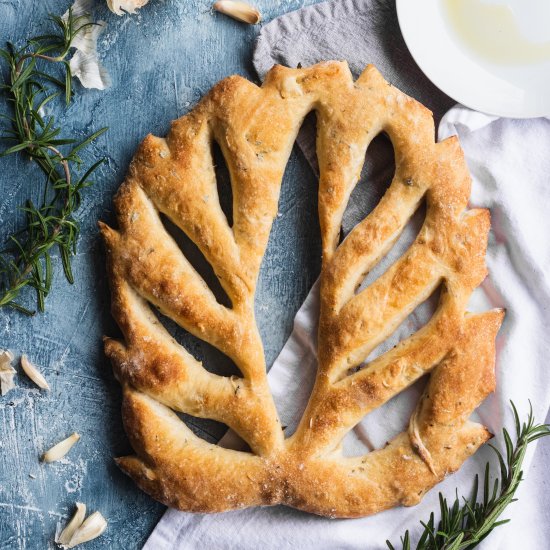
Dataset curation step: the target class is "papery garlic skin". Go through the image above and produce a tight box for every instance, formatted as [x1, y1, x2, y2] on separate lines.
[0, 349, 16, 396]
[62, 0, 111, 90]
[42, 433, 81, 463]
[21, 354, 50, 391]
[70, 46, 111, 90]
[66, 511, 108, 548]
[71, 18, 106, 56]
[64, 0, 96, 19]
[0, 349, 14, 365]
[107, 0, 150, 16]
[57, 502, 87, 546]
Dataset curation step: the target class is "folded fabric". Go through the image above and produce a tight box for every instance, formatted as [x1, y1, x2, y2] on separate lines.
[145, 1, 550, 548]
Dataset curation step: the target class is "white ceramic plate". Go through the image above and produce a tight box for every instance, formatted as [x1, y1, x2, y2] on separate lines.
[396, 0, 550, 118]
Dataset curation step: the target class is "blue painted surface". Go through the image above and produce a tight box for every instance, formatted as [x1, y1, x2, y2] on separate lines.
[0, 1, 321, 547]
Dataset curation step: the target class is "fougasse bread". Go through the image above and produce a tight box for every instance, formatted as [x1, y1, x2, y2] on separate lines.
[99, 61, 504, 518]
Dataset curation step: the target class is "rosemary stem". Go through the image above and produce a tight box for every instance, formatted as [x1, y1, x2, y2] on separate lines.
[15, 52, 64, 74]
[46, 145, 71, 187]
[0, 8, 106, 313]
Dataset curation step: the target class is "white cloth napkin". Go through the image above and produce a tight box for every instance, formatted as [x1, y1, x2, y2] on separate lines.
[145, 1, 550, 547]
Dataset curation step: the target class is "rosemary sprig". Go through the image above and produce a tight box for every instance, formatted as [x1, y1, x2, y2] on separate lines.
[387, 402, 550, 550]
[0, 7, 107, 314]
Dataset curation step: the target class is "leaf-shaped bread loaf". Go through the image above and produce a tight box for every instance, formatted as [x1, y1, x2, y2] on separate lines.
[100, 62, 504, 518]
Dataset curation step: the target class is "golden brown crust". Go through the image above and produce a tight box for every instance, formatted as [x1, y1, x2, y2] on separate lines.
[100, 61, 504, 518]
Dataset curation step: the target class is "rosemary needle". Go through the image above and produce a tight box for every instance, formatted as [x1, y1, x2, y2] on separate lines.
[386, 401, 550, 550]
[0, 7, 107, 314]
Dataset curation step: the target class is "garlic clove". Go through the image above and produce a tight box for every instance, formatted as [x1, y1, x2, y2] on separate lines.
[57, 502, 86, 546]
[0, 349, 16, 396]
[67, 511, 107, 548]
[213, 1, 261, 24]
[42, 433, 80, 463]
[21, 354, 50, 390]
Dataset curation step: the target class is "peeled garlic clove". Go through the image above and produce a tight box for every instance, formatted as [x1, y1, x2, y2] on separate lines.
[57, 502, 86, 546]
[67, 511, 107, 548]
[21, 354, 50, 391]
[42, 433, 80, 463]
[0, 350, 16, 396]
[213, 1, 261, 24]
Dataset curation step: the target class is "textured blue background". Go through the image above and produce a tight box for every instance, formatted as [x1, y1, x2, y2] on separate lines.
[0, 1, 321, 547]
